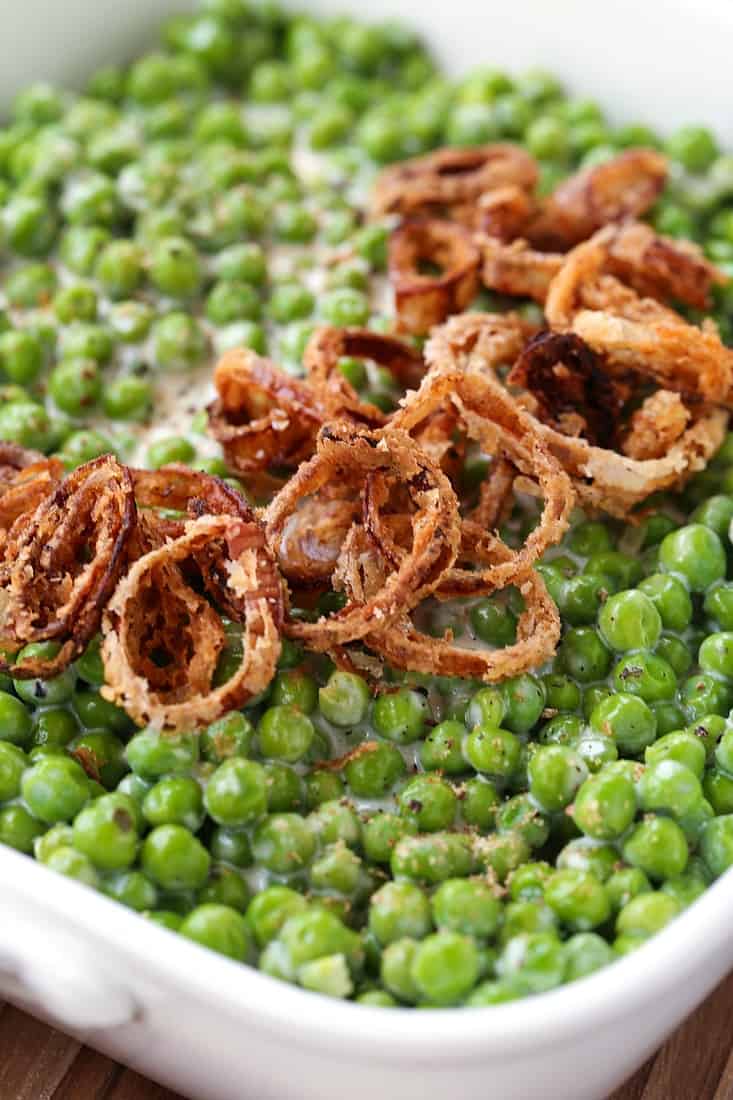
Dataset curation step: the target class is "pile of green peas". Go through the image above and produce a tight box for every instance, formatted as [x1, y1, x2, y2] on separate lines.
[3, 0, 733, 1007]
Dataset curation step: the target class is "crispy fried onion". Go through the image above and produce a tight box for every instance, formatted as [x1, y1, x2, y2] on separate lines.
[0, 446, 64, 535]
[621, 391, 691, 461]
[0, 456, 135, 678]
[370, 143, 539, 220]
[480, 220, 726, 313]
[131, 464, 270, 620]
[527, 148, 668, 250]
[388, 218, 481, 334]
[545, 228, 733, 405]
[207, 348, 327, 476]
[101, 514, 282, 732]
[343, 520, 561, 682]
[507, 330, 626, 448]
[385, 344, 573, 597]
[265, 423, 461, 649]
[479, 235, 562, 303]
[303, 325, 424, 413]
[452, 312, 726, 516]
[208, 341, 400, 477]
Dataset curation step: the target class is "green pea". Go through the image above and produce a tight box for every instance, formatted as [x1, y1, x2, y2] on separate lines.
[0, 329, 43, 384]
[700, 815, 733, 877]
[0, 401, 53, 451]
[252, 812, 316, 874]
[666, 125, 718, 172]
[659, 524, 726, 592]
[147, 436, 196, 468]
[420, 720, 467, 775]
[142, 776, 205, 831]
[197, 866, 251, 912]
[391, 832, 474, 885]
[126, 728, 198, 781]
[103, 375, 153, 421]
[411, 931, 480, 1005]
[545, 869, 611, 932]
[49, 358, 102, 415]
[558, 627, 611, 683]
[496, 931, 565, 995]
[267, 281, 315, 323]
[398, 775, 457, 832]
[180, 904, 251, 961]
[152, 312, 207, 370]
[461, 776, 500, 830]
[318, 670, 370, 727]
[372, 689, 428, 744]
[590, 693, 657, 755]
[258, 704, 314, 762]
[21, 755, 90, 824]
[204, 757, 268, 825]
[528, 745, 587, 812]
[245, 885, 309, 948]
[0, 691, 33, 748]
[200, 712, 253, 764]
[623, 816, 689, 880]
[646, 731, 706, 779]
[699, 632, 733, 679]
[704, 582, 733, 629]
[141, 824, 210, 890]
[612, 652, 677, 704]
[465, 724, 521, 779]
[72, 792, 139, 871]
[573, 769, 637, 840]
[598, 589, 662, 652]
[501, 674, 545, 733]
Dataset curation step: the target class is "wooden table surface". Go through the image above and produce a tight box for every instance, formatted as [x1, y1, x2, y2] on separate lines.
[1, 973, 732, 1100]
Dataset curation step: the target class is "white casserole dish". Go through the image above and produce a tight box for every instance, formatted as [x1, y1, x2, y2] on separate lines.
[1, 2, 733, 1097]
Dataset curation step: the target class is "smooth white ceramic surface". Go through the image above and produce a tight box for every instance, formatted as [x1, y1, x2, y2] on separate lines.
[1, 3, 733, 1098]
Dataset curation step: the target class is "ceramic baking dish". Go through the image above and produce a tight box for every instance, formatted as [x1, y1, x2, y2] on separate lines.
[1, 2, 733, 1098]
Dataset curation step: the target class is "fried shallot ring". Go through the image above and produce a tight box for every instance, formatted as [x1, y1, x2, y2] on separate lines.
[479, 236, 562, 303]
[365, 522, 561, 681]
[621, 391, 691, 460]
[101, 513, 282, 732]
[208, 348, 326, 476]
[388, 218, 481, 334]
[527, 148, 668, 250]
[132, 463, 281, 622]
[601, 221, 725, 311]
[303, 325, 424, 412]
[0, 456, 135, 678]
[370, 143, 539, 219]
[507, 330, 625, 448]
[387, 322, 574, 596]
[0, 449, 64, 535]
[545, 229, 733, 404]
[447, 313, 727, 516]
[265, 423, 460, 649]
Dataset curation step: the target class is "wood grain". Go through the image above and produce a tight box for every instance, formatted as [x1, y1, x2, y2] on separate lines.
[0, 973, 731, 1100]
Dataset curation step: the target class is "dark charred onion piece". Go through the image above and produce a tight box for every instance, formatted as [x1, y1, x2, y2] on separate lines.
[101, 513, 282, 732]
[264, 423, 460, 649]
[507, 330, 624, 448]
[304, 325, 425, 408]
[0, 455, 135, 678]
[370, 143, 539, 219]
[364, 521, 561, 681]
[208, 348, 325, 476]
[527, 148, 668, 250]
[388, 218, 481, 334]
[275, 491, 361, 587]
